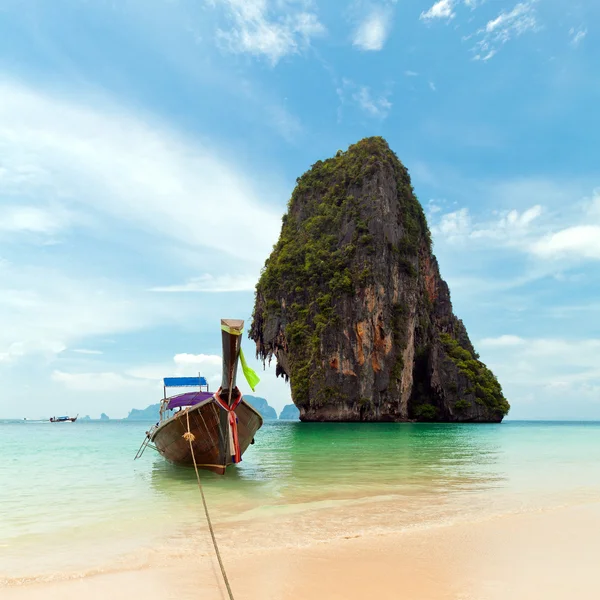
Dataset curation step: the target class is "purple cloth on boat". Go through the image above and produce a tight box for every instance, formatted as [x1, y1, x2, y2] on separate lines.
[167, 391, 214, 410]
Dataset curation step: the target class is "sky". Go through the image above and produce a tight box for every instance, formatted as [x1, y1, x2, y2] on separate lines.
[0, 0, 598, 420]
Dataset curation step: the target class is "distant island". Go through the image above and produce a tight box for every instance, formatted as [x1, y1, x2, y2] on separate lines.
[279, 404, 300, 420]
[126, 405, 160, 421]
[23, 399, 300, 423]
[124, 395, 299, 422]
[244, 395, 277, 420]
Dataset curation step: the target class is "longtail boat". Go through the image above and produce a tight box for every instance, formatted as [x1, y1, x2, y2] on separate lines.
[137, 319, 263, 474]
[50, 415, 78, 422]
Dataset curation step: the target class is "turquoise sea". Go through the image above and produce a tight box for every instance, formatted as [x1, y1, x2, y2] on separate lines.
[2, 420, 600, 584]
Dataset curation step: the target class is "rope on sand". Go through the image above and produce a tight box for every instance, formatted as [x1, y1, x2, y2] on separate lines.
[184, 409, 235, 600]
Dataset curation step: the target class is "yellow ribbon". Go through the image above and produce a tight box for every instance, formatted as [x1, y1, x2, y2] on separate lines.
[220, 322, 260, 391]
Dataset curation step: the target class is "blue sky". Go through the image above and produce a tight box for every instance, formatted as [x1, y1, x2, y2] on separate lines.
[0, 0, 598, 419]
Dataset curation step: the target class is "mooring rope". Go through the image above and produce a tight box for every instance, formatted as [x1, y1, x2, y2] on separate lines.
[184, 409, 235, 600]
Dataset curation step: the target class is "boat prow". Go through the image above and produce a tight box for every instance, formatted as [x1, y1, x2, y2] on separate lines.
[137, 318, 263, 473]
[150, 392, 262, 474]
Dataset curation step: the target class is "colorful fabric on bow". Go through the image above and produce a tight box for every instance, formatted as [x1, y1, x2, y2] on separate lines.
[214, 388, 243, 463]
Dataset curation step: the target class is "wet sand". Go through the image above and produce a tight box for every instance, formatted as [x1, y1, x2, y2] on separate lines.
[4, 501, 599, 600]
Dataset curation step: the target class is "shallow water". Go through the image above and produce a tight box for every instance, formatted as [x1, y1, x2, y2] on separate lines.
[2, 420, 600, 581]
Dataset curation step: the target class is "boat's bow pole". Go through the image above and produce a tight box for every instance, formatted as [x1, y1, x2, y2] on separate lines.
[220, 318, 243, 405]
[217, 319, 261, 467]
[218, 319, 243, 468]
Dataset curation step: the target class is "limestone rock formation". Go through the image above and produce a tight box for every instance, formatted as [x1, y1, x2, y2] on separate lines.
[250, 137, 509, 423]
[126, 404, 160, 421]
[279, 404, 300, 421]
[244, 395, 278, 420]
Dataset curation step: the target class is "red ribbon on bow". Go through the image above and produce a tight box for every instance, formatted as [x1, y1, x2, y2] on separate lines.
[214, 387, 243, 463]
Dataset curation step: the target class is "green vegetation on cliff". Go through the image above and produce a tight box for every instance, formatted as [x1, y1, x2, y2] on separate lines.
[251, 136, 509, 423]
[440, 333, 510, 418]
[252, 137, 430, 407]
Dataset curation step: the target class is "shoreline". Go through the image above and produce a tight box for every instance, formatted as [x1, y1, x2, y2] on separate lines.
[5, 483, 597, 584]
[3, 501, 600, 599]
[4, 420, 600, 599]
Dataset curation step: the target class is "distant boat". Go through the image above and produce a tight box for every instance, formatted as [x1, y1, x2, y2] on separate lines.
[136, 319, 263, 474]
[50, 415, 78, 422]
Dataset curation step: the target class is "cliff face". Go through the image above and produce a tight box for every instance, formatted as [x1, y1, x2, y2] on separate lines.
[250, 137, 509, 423]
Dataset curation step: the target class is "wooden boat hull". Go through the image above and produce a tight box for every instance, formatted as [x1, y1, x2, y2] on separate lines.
[150, 397, 263, 474]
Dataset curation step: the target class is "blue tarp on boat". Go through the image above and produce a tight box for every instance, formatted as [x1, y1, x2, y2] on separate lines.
[163, 376, 207, 388]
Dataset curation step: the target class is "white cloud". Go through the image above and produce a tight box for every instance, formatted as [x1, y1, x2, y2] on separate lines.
[435, 208, 471, 240]
[72, 349, 104, 355]
[569, 27, 587, 47]
[173, 353, 224, 384]
[0, 70, 290, 400]
[404, 70, 419, 77]
[151, 273, 258, 293]
[480, 336, 600, 389]
[427, 199, 443, 215]
[433, 203, 545, 246]
[0, 260, 193, 365]
[212, 0, 325, 65]
[431, 190, 598, 262]
[526, 190, 600, 261]
[52, 350, 292, 414]
[336, 79, 392, 120]
[0, 340, 66, 364]
[531, 226, 600, 261]
[353, 8, 391, 51]
[174, 353, 223, 367]
[53, 354, 223, 394]
[419, 0, 538, 60]
[429, 81, 437, 92]
[0, 205, 72, 235]
[471, 205, 543, 239]
[472, 1, 538, 61]
[420, 0, 455, 21]
[480, 335, 525, 347]
[485, 2, 534, 33]
[126, 353, 223, 383]
[422, 178, 600, 419]
[0, 78, 282, 265]
[475, 336, 600, 419]
[51, 370, 155, 392]
[514, 205, 543, 226]
[419, 0, 484, 23]
[352, 86, 392, 119]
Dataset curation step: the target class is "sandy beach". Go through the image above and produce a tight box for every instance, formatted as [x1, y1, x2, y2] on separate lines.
[4, 500, 600, 600]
